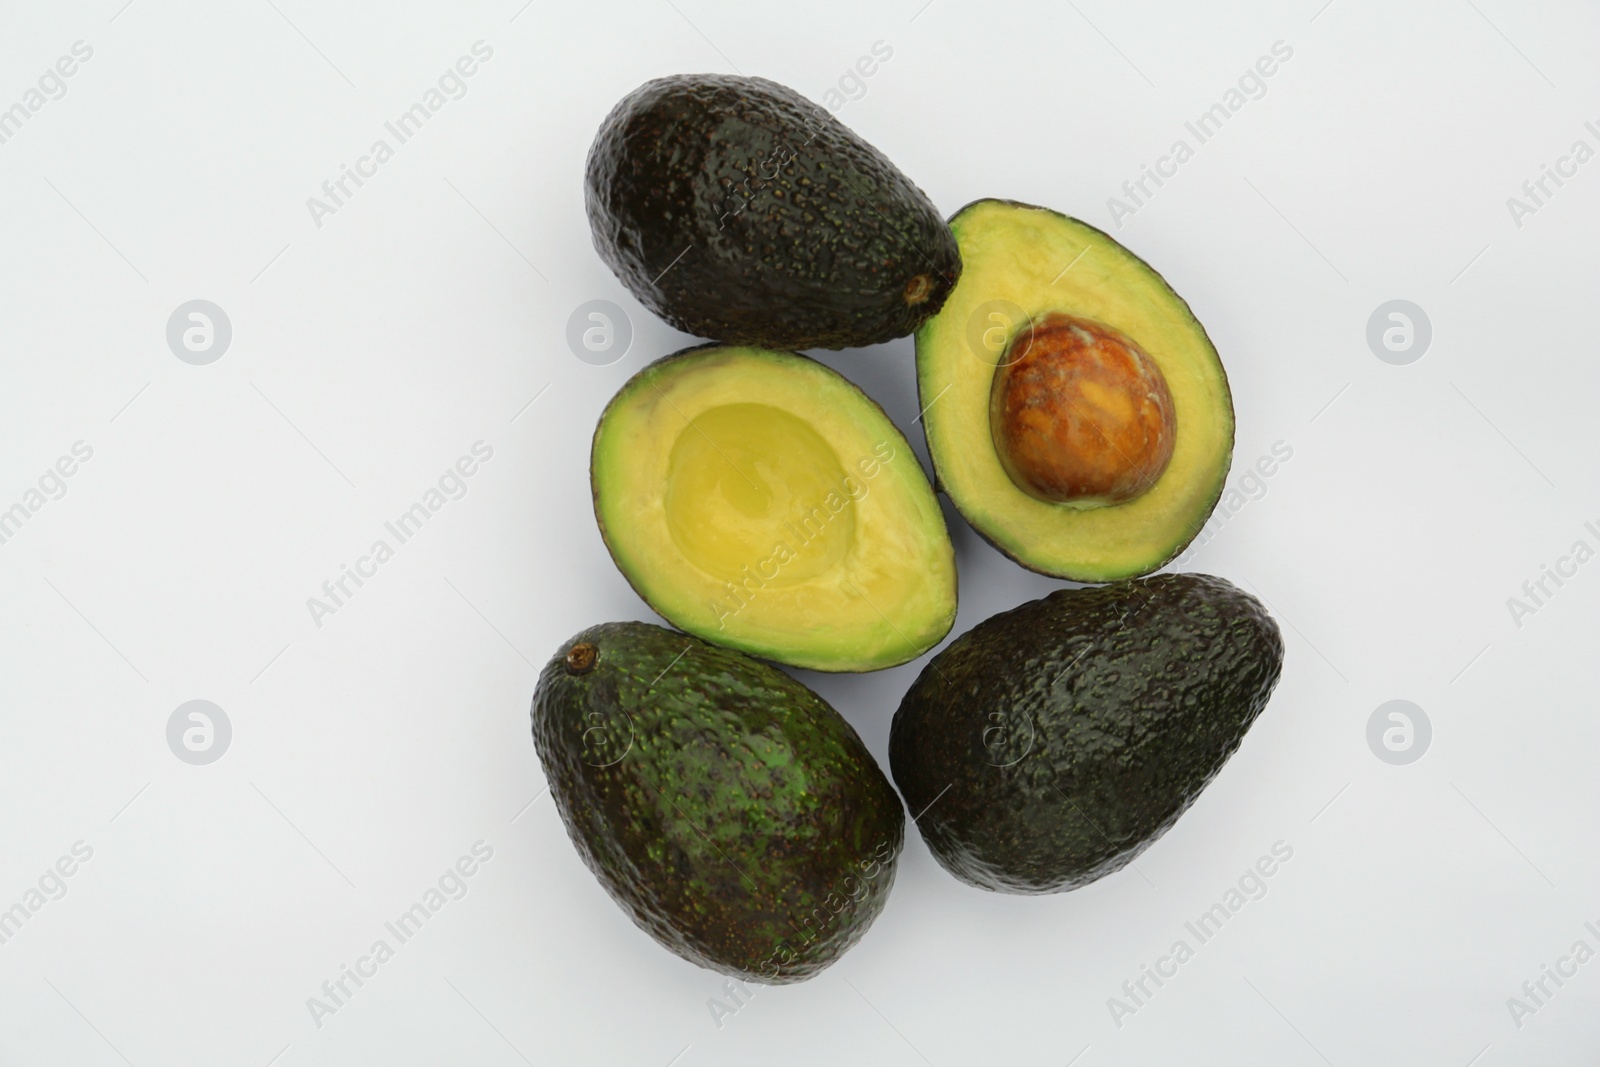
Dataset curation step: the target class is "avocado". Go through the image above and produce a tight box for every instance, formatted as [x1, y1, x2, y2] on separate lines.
[915, 199, 1234, 581]
[888, 574, 1282, 894]
[591, 344, 957, 672]
[585, 74, 961, 350]
[532, 621, 904, 981]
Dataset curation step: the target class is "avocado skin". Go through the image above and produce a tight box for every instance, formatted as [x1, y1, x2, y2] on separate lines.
[532, 621, 904, 981]
[889, 574, 1282, 894]
[585, 74, 961, 350]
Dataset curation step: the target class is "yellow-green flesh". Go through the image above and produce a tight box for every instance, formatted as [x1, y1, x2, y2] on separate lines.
[592, 346, 957, 672]
[915, 200, 1234, 581]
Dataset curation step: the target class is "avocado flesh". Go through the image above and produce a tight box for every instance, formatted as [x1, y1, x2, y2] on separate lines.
[532, 621, 905, 981]
[888, 574, 1282, 894]
[591, 345, 957, 672]
[585, 74, 961, 350]
[915, 199, 1234, 581]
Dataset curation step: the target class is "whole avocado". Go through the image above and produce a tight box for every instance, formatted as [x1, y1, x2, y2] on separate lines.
[889, 574, 1283, 894]
[585, 74, 961, 349]
[532, 621, 904, 981]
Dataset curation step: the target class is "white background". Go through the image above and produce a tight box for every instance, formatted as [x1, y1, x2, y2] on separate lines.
[2, 0, 1598, 1063]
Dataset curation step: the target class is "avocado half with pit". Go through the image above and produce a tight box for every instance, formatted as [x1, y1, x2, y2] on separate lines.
[591, 345, 957, 672]
[915, 199, 1234, 581]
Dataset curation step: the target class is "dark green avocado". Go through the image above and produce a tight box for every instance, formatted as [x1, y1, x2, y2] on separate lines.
[888, 574, 1282, 894]
[532, 621, 904, 981]
[585, 74, 961, 350]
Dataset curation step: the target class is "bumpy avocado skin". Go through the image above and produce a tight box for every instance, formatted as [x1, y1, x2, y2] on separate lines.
[889, 574, 1283, 894]
[585, 74, 961, 349]
[532, 622, 904, 981]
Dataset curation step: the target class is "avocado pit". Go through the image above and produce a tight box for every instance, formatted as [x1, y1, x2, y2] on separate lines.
[988, 313, 1176, 507]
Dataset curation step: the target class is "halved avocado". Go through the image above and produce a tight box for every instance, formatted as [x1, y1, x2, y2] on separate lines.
[591, 345, 957, 672]
[915, 199, 1234, 581]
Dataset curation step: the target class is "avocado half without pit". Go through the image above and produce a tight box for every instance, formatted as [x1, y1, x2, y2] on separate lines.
[916, 199, 1234, 581]
[591, 345, 958, 672]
